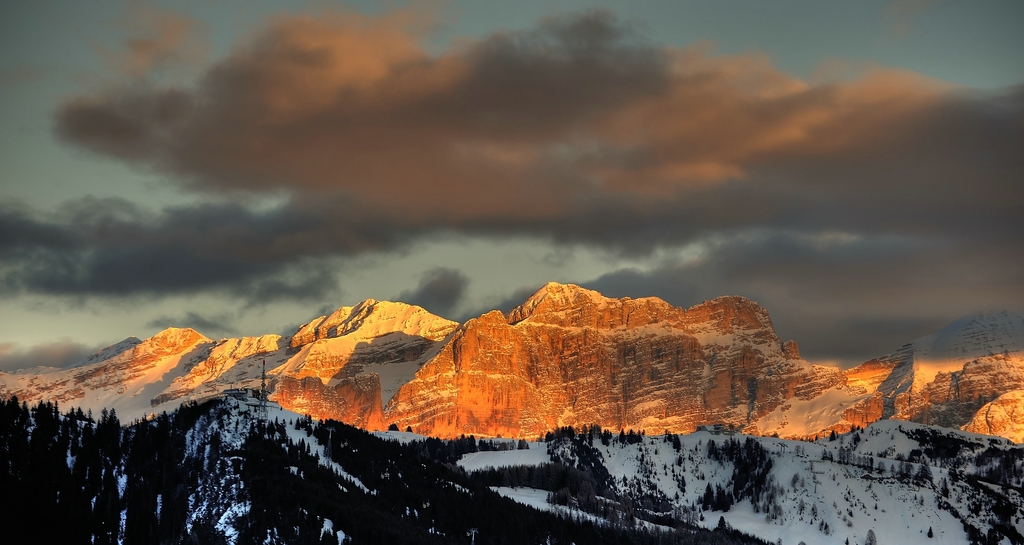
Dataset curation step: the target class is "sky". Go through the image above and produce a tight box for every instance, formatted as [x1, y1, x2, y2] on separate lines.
[1, 0, 1022, 371]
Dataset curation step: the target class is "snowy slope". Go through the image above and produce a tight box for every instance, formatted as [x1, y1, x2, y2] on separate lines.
[758, 311, 1024, 441]
[457, 424, 1024, 545]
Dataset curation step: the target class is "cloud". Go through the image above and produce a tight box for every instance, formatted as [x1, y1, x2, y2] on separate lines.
[397, 267, 469, 318]
[0, 340, 96, 372]
[0, 197, 361, 303]
[146, 311, 238, 337]
[0, 65, 43, 86]
[52, 9, 1021, 251]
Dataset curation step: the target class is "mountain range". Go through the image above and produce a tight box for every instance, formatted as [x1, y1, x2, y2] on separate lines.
[2, 282, 1021, 442]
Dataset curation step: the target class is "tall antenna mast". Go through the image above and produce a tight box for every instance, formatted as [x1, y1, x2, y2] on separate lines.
[324, 427, 334, 460]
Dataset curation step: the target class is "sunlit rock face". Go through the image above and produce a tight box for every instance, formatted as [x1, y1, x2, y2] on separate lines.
[275, 374, 384, 429]
[761, 311, 1024, 441]
[841, 313, 1024, 434]
[383, 283, 832, 438]
[963, 389, 1024, 443]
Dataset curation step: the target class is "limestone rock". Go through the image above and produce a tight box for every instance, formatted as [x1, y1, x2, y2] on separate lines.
[963, 390, 1024, 443]
[384, 284, 836, 438]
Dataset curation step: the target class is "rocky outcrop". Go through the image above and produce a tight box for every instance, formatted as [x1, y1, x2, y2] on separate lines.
[0, 327, 213, 416]
[268, 300, 459, 423]
[383, 283, 836, 438]
[843, 392, 885, 429]
[763, 312, 1024, 440]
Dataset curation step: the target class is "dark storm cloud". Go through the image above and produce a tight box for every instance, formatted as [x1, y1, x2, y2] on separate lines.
[146, 311, 238, 337]
[584, 230, 1024, 364]
[0, 341, 95, 372]
[397, 267, 469, 318]
[0, 197, 400, 302]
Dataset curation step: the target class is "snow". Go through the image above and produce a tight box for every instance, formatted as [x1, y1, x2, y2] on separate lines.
[491, 487, 608, 526]
[321, 518, 345, 545]
[913, 311, 1024, 360]
[0, 299, 458, 425]
[757, 385, 867, 437]
[457, 442, 551, 472]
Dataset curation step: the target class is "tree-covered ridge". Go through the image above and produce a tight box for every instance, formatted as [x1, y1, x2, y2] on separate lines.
[0, 396, 770, 544]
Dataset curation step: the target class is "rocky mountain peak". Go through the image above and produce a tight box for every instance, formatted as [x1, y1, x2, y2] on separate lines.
[289, 299, 460, 349]
[144, 327, 211, 354]
[782, 340, 801, 359]
[506, 282, 606, 324]
[4, 285, 1022, 444]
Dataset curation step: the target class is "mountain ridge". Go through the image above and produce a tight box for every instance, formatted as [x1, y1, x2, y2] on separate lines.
[1, 283, 1022, 443]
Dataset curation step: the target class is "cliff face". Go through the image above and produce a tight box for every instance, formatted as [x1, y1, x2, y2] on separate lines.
[268, 300, 459, 422]
[383, 283, 830, 438]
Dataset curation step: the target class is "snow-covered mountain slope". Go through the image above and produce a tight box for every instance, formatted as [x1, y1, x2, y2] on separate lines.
[0, 327, 212, 420]
[0, 300, 457, 423]
[457, 422, 1024, 545]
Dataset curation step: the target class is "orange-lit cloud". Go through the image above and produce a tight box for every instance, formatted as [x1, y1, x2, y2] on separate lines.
[57, 8, 980, 220]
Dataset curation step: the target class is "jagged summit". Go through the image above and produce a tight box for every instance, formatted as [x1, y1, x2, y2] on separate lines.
[680, 295, 775, 334]
[290, 299, 458, 348]
[506, 282, 607, 324]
